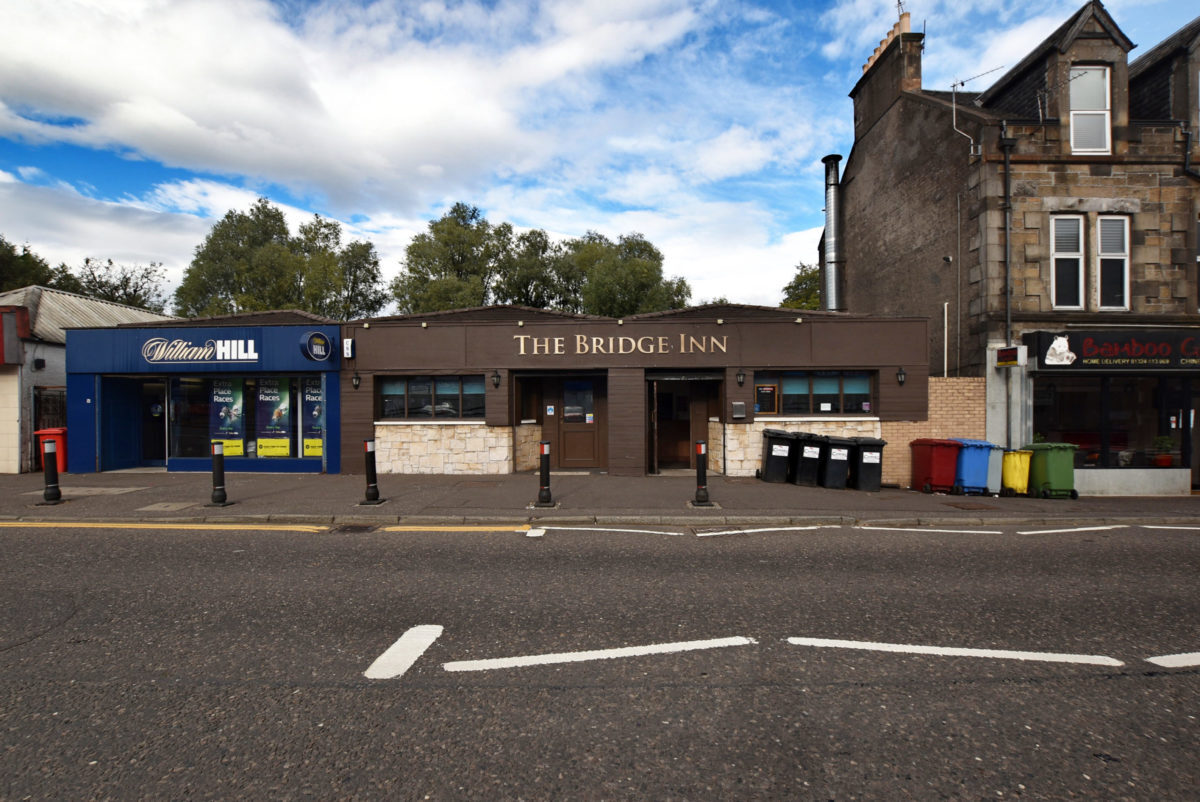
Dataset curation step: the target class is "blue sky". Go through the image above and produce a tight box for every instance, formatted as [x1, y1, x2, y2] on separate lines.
[1, 0, 1194, 311]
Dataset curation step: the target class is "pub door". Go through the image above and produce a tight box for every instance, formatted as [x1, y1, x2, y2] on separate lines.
[647, 378, 720, 473]
[544, 376, 608, 470]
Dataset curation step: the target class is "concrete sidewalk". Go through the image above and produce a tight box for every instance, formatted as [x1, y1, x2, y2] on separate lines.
[3, 469, 1199, 528]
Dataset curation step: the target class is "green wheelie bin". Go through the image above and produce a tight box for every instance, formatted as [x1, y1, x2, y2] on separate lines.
[1025, 442, 1079, 499]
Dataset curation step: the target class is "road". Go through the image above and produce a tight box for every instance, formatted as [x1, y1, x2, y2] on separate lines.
[2, 520, 1197, 799]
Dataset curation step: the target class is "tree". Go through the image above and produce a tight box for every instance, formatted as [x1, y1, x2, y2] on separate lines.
[565, 232, 690, 317]
[492, 228, 565, 309]
[391, 203, 505, 313]
[74, 257, 169, 313]
[0, 236, 80, 293]
[781, 262, 821, 310]
[173, 199, 388, 319]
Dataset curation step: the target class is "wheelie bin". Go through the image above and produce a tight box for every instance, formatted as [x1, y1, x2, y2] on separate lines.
[1025, 442, 1079, 499]
[760, 429, 796, 483]
[34, 427, 68, 473]
[819, 436, 854, 489]
[1001, 450, 1032, 497]
[952, 439, 1001, 496]
[849, 437, 886, 491]
[790, 432, 825, 487]
[909, 438, 961, 493]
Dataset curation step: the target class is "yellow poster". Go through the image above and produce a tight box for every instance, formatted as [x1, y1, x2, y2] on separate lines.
[257, 438, 291, 458]
[213, 438, 244, 456]
[303, 438, 323, 457]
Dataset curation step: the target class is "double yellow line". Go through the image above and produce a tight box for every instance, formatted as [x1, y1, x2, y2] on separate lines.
[0, 522, 535, 534]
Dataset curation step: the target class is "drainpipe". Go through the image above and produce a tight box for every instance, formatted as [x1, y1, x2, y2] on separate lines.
[999, 124, 1018, 450]
[1183, 125, 1200, 183]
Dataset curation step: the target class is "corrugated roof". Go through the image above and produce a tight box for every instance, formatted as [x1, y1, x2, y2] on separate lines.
[119, 309, 336, 328]
[0, 285, 175, 345]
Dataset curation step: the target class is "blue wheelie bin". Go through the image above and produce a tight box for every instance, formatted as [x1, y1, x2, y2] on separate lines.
[952, 439, 1002, 496]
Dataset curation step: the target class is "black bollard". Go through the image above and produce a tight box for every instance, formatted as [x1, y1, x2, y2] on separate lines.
[41, 439, 62, 504]
[208, 441, 231, 507]
[361, 439, 384, 505]
[693, 440, 713, 506]
[534, 440, 554, 507]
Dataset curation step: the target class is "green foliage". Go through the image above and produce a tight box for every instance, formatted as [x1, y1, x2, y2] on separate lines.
[0, 235, 81, 293]
[74, 258, 168, 313]
[780, 262, 821, 310]
[173, 199, 388, 320]
[392, 206, 690, 316]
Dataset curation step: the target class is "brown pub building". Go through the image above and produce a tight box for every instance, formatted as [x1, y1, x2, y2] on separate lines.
[339, 304, 928, 478]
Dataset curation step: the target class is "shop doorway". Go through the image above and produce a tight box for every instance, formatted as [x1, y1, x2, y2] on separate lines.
[647, 376, 720, 473]
[99, 377, 166, 470]
[141, 381, 166, 466]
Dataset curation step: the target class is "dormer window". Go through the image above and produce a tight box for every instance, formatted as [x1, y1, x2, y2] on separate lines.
[1069, 66, 1111, 154]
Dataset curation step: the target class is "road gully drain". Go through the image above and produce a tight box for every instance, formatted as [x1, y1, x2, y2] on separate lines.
[329, 524, 378, 534]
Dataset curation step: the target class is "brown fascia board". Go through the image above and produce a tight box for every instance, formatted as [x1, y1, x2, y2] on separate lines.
[976, 0, 1133, 108]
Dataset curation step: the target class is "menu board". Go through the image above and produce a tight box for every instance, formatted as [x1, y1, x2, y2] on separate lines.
[755, 384, 778, 414]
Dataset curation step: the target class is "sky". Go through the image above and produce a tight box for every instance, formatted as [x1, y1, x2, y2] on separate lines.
[1, 0, 1194, 312]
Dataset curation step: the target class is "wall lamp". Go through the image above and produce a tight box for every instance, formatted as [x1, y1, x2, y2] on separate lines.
[352, 372, 361, 389]
[491, 370, 501, 389]
[896, 367, 907, 386]
[736, 370, 746, 387]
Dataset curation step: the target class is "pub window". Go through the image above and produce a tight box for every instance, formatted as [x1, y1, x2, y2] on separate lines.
[1097, 216, 1129, 310]
[1051, 215, 1084, 310]
[755, 371, 874, 415]
[1069, 65, 1110, 154]
[378, 375, 486, 420]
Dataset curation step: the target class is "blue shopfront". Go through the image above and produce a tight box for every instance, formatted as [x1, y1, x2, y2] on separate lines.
[66, 324, 341, 473]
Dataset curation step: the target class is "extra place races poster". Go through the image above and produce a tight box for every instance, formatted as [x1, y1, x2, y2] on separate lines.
[209, 379, 245, 456]
[256, 378, 291, 457]
[301, 376, 323, 457]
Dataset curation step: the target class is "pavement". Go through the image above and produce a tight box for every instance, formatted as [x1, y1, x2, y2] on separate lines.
[3, 468, 1200, 528]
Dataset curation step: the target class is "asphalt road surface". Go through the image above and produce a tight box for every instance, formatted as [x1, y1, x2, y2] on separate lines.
[2, 520, 1197, 799]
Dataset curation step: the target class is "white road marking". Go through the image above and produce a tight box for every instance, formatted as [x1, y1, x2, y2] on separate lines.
[526, 528, 545, 538]
[364, 625, 444, 680]
[696, 525, 833, 538]
[1016, 525, 1127, 535]
[1142, 525, 1200, 532]
[443, 635, 756, 672]
[857, 526, 1003, 535]
[787, 637, 1124, 666]
[1145, 652, 1200, 668]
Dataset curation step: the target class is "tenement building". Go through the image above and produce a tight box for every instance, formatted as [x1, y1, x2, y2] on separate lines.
[821, 2, 1200, 493]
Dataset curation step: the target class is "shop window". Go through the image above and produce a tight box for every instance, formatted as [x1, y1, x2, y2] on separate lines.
[755, 371, 874, 416]
[1052, 216, 1084, 309]
[1097, 216, 1129, 310]
[1069, 65, 1110, 154]
[1033, 375, 1187, 468]
[168, 375, 323, 459]
[378, 375, 486, 420]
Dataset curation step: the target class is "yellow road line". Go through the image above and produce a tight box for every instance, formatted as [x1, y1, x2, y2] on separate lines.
[0, 521, 327, 533]
[382, 524, 532, 533]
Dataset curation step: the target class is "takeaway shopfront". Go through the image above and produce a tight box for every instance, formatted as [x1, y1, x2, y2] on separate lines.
[66, 321, 341, 473]
[1025, 329, 1200, 492]
[339, 305, 928, 476]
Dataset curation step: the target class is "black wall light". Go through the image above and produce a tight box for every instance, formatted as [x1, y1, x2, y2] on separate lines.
[736, 370, 746, 387]
[491, 370, 501, 388]
[352, 373, 361, 389]
[896, 367, 906, 386]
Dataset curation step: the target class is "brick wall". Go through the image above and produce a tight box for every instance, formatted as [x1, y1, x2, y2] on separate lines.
[881, 376, 986, 487]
